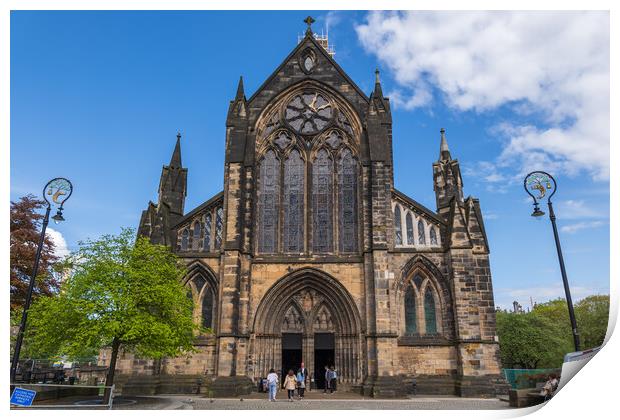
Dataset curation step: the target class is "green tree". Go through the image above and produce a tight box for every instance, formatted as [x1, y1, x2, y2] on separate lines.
[575, 295, 609, 349]
[26, 229, 197, 400]
[496, 310, 569, 369]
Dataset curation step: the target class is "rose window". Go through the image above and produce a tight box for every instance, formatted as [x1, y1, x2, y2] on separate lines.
[285, 92, 333, 135]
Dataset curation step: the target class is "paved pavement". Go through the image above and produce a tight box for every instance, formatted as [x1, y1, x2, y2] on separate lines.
[12, 391, 512, 410]
[132, 392, 511, 410]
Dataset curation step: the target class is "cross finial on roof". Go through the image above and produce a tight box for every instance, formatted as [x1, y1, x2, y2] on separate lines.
[304, 16, 315, 35]
[439, 128, 451, 161]
[177, 131, 181, 141]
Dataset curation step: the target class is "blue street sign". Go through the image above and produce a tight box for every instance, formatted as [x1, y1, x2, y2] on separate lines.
[10, 387, 37, 407]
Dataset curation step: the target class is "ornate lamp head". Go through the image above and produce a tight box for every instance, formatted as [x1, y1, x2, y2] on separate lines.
[524, 171, 556, 217]
[44, 178, 73, 223]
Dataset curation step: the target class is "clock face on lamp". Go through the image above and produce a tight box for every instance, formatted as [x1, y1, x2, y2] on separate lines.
[284, 92, 333, 135]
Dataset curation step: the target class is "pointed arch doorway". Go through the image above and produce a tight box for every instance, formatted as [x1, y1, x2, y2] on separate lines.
[252, 269, 363, 389]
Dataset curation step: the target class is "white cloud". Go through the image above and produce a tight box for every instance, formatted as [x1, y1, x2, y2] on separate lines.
[560, 221, 605, 234]
[355, 11, 609, 180]
[556, 199, 605, 220]
[46, 228, 70, 259]
[325, 11, 342, 29]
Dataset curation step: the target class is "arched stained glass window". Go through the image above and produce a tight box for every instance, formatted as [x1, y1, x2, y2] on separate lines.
[405, 285, 417, 334]
[338, 148, 358, 253]
[418, 219, 426, 245]
[215, 207, 223, 249]
[430, 226, 438, 245]
[424, 288, 437, 334]
[394, 206, 403, 245]
[283, 150, 305, 252]
[258, 151, 280, 253]
[204, 213, 212, 251]
[406, 213, 414, 245]
[202, 286, 214, 329]
[192, 222, 201, 250]
[181, 229, 189, 250]
[312, 149, 333, 253]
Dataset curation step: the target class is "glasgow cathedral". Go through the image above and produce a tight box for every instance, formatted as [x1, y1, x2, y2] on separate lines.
[106, 19, 504, 397]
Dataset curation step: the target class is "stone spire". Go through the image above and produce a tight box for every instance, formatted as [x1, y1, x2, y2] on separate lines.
[158, 133, 187, 217]
[433, 127, 463, 215]
[439, 127, 451, 160]
[235, 76, 245, 101]
[170, 131, 182, 168]
[373, 68, 384, 99]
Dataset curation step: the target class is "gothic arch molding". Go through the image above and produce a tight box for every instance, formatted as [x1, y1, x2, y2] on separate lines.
[184, 260, 219, 294]
[254, 79, 363, 146]
[399, 254, 449, 296]
[398, 255, 453, 338]
[252, 267, 362, 335]
[251, 267, 364, 383]
[183, 260, 219, 331]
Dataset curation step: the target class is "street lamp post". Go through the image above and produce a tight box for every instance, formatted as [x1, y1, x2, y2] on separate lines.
[10, 178, 73, 383]
[524, 171, 580, 351]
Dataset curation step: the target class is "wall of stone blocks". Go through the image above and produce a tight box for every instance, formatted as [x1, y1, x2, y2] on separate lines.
[397, 346, 458, 376]
[98, 341, 218, 377]
[457, 343, 502, 377]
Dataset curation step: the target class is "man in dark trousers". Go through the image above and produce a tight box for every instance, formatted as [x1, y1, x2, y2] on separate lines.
[324, 365, 331, 393]
[330, 365, 337, 392]
[297, 362, 309, 390]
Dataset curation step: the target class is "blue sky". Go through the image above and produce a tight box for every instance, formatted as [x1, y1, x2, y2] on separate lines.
[10, 11, 610, 309]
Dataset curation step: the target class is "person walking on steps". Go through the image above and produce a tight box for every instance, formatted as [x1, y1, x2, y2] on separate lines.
[266, 368, 279, 402]
[284, 369, 297, 401]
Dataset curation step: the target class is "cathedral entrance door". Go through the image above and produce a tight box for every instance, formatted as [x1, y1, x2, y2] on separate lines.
[281, 333, 302, 386]
[314, 333, 334, 390]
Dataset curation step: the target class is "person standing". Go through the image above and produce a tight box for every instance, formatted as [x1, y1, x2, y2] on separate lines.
[297, 362, 309, 393]
[330, 365, 337, 393]
[266, 368, 279, 402]
[327, 366, 336, 393]
[323, 365, 331, 394]
[296, 369, 306, 400]
[283, 369, 297, 401]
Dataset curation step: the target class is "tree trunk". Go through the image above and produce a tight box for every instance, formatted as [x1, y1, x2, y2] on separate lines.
[103, 337, 120, 403]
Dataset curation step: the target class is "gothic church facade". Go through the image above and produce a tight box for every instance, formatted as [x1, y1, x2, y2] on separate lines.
[127, 22, 503, 397]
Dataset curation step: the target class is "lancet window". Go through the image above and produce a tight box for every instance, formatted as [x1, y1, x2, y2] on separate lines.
[192, 222, 201, 250]
[202, 286, 214, 329]
[258, 150, 280, 253]
[283, 150, 305, 252]
[181, 229, 189, 250]
[405, 285, 417, 334]
[430, 227, 438, 246]
[394, 206, 403, 246]
[204, 213, 212, 250]
[418, 220, 426, 245]
[406, 213, 414, 245]
[338, 148, 358, 252]
[424, 288, 437, 334]
[214, 207, 223, 249]
[312, 149, 333, 253]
